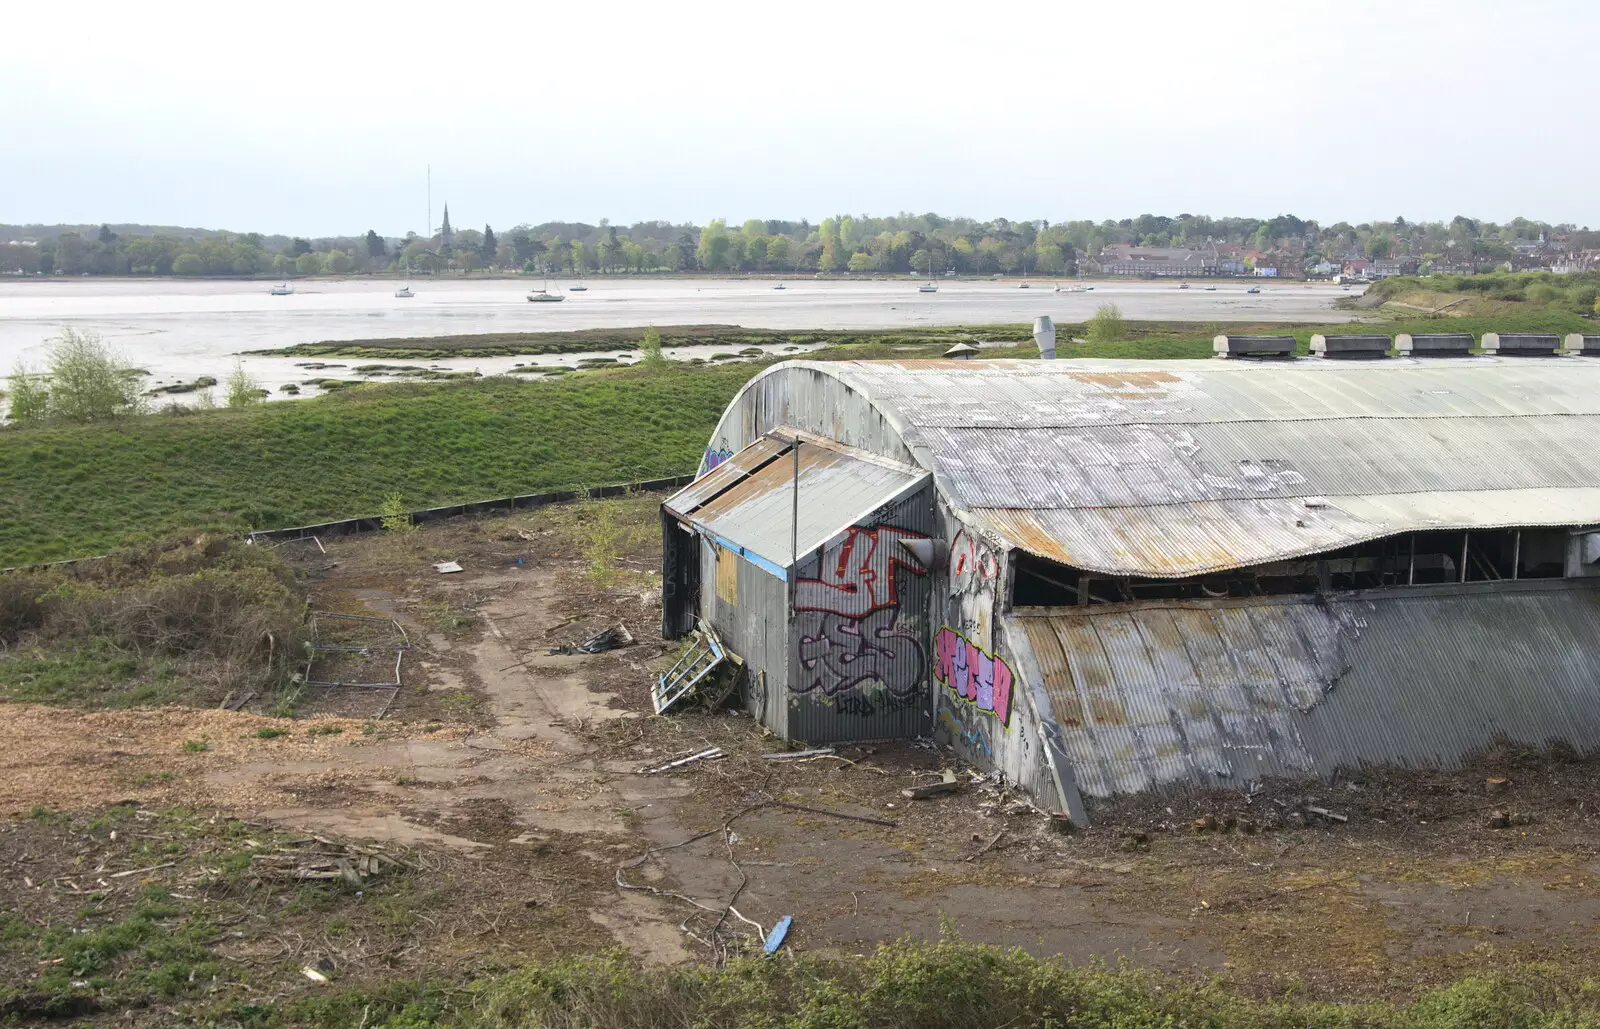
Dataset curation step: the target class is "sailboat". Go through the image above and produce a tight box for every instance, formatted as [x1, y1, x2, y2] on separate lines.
[270, 282, 294, 296]
[394, 262, 414, 298]
[773, 282, 787, 290]
[527, 273, 565, 303]
[569, 269, 588, 292]
[918, 254, 939, 292]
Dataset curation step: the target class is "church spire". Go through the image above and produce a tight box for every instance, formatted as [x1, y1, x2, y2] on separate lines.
[439, 204, 454, 255]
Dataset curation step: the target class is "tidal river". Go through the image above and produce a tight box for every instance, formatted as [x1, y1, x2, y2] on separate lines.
[0, 276, 1360, 400]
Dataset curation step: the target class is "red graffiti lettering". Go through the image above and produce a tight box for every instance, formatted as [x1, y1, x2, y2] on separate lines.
[794, 526, 929, 617]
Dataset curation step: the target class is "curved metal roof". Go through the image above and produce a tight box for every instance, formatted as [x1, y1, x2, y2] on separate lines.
[735, 358, 1600, 577]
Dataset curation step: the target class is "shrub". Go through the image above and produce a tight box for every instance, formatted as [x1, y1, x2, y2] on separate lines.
[640, 326, 667, 369]
[43, 328, 147, 422]
[5, 364, 50, 425]
[379, 492, 416, 534]
[225, 361, 264, 408]
[1086, 303, 1127, 343]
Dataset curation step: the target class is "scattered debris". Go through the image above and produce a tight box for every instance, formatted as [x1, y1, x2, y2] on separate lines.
[965, 830, 1005, 861]
[763, 915, 793, 955]
[641, 748, 726, 775]
[1304, 805, 1349, 824]
[251, 839, 413, 883]
[301, 966, 329, 984]
[550, 623, 634, 655]
[902, 769, 961, 800]
[1117, 831, 1152, 853]
[763, 747, 836, 761]
[432, 560, 464, 574]
[652, 620, 727, 713]
[1486, 776, 1509, 795]
[1488, 809, 1512, 829]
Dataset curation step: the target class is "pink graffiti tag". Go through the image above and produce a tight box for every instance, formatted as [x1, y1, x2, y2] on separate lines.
[933, 626, 1013, 726]
[794, 527, 929, 617]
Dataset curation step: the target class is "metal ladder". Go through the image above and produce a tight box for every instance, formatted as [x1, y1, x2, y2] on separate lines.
[652, 620, 727, 714]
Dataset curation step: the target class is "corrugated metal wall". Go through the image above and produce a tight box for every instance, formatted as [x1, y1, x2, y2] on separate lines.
[785, 487, 937, 743]
[1008, 580, 1600, 800]
[699, 539, 790, 736]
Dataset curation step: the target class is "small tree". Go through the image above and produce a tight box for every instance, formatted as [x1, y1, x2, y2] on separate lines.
[640, 326, 667, 369]
[1086, 303, 1127, 343]
[6, 364, 50, 425]
[43, 328, 146, 422]
[225, 360, 263, 407]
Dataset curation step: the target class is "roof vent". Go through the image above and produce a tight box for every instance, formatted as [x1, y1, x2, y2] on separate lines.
[1395, 333, 1474, 358]
[943, 342, 981, 360]
[1481, 333, 1561, 357]
[1563, 333, 1600, 356]
[1213, 334, 1295, 360]
[1033, 315, 1057, 360]
[1309, 334, 1391, 360]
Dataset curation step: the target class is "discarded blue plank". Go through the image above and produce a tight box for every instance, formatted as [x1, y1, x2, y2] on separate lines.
[764, 915, 792, 955]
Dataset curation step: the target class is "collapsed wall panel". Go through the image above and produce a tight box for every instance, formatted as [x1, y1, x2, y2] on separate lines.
[1004, 581, 1600, 805]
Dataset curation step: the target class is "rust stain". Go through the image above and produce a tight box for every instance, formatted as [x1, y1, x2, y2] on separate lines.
[1089, 697, 1128, 726]
[1066, 371, 1181, 388]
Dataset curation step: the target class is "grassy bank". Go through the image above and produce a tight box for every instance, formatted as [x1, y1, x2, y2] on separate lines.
[254, 324, 1035, 360]
[0, 365, 756, 565]
[5, 312, 1593, 566]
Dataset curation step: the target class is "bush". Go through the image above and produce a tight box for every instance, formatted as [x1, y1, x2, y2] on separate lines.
[640, 326, 667, 369]
[0, 535, 307, 702]
[1086, 303, 1127, 343]
[225, 361, 264, 408]
[9, 329, 148, 424]
[5, 365, 50, 425]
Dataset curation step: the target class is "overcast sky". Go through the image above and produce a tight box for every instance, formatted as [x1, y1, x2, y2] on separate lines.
[3, 0, 1596, 237]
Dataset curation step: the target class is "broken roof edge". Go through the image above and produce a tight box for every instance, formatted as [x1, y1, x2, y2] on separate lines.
[971, 487, 1600, 579]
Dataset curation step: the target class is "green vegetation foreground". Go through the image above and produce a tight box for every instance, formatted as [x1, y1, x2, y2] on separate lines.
[0, 365, 754, 565]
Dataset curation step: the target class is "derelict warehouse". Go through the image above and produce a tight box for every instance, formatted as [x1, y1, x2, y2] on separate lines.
[659, 331, 1600, 824]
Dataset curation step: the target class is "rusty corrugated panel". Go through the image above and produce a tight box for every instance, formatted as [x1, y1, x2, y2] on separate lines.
[664, 436, 789, 518]
[972, 490, 1600, 578]
[1004, 581, 1600, 799]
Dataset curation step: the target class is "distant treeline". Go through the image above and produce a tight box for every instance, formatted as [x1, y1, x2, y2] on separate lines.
[2, 212, 1595, 278]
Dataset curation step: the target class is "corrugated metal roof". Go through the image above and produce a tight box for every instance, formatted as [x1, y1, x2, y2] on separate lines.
[1009, 581, 1600, 799]
[664, 436, 790, 517]
[745, 360, 1600, 575]
[679, 436, 928, 573]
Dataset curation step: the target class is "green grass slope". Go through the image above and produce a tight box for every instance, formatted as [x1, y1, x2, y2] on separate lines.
[0, 365, 755, 565]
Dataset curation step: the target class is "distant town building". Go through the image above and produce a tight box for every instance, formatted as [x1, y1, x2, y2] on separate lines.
[1090, 244, 1219, 277]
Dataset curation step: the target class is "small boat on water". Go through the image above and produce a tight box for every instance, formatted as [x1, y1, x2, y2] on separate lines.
[1246, 286, 1261, 294]
[1203, 285, 1217, 291]
[1018, 281, 1030, 289]
[918, 281, 938, 293]
[774, 282, 787, 290]
[270, 282, 294, 296]
[1178, 282, 1190, 290]
[568, 285, 588, 292]
[528, 274, 565, 302]
[394, 286, 414, 298]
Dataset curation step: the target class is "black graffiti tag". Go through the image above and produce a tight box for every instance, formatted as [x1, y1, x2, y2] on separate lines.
[794, 608, 925, 700]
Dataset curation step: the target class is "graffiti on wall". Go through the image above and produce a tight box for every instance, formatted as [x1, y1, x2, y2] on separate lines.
[949, 528, 1000, 650]
[703, 438, 734, 472]
[794, 527, 929, 700]
[934, 626, 1014, 726]
[951, 528, 1000, 592]
[937, 700, 992, 756]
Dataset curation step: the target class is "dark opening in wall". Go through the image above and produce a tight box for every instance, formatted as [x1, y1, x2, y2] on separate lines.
[1011, 528, 1571, 607]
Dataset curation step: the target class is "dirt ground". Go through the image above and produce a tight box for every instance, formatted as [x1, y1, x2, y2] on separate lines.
[5, 494, 1600, 1016]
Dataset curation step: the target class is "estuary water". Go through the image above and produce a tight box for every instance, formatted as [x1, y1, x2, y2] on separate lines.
[0, 276, 1360, 399]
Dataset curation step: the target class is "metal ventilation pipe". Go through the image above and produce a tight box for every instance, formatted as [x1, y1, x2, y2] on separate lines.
[1033, 315, 1057, 360]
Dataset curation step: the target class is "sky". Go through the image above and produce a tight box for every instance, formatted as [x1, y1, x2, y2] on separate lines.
[3, 0, 1597, 237]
